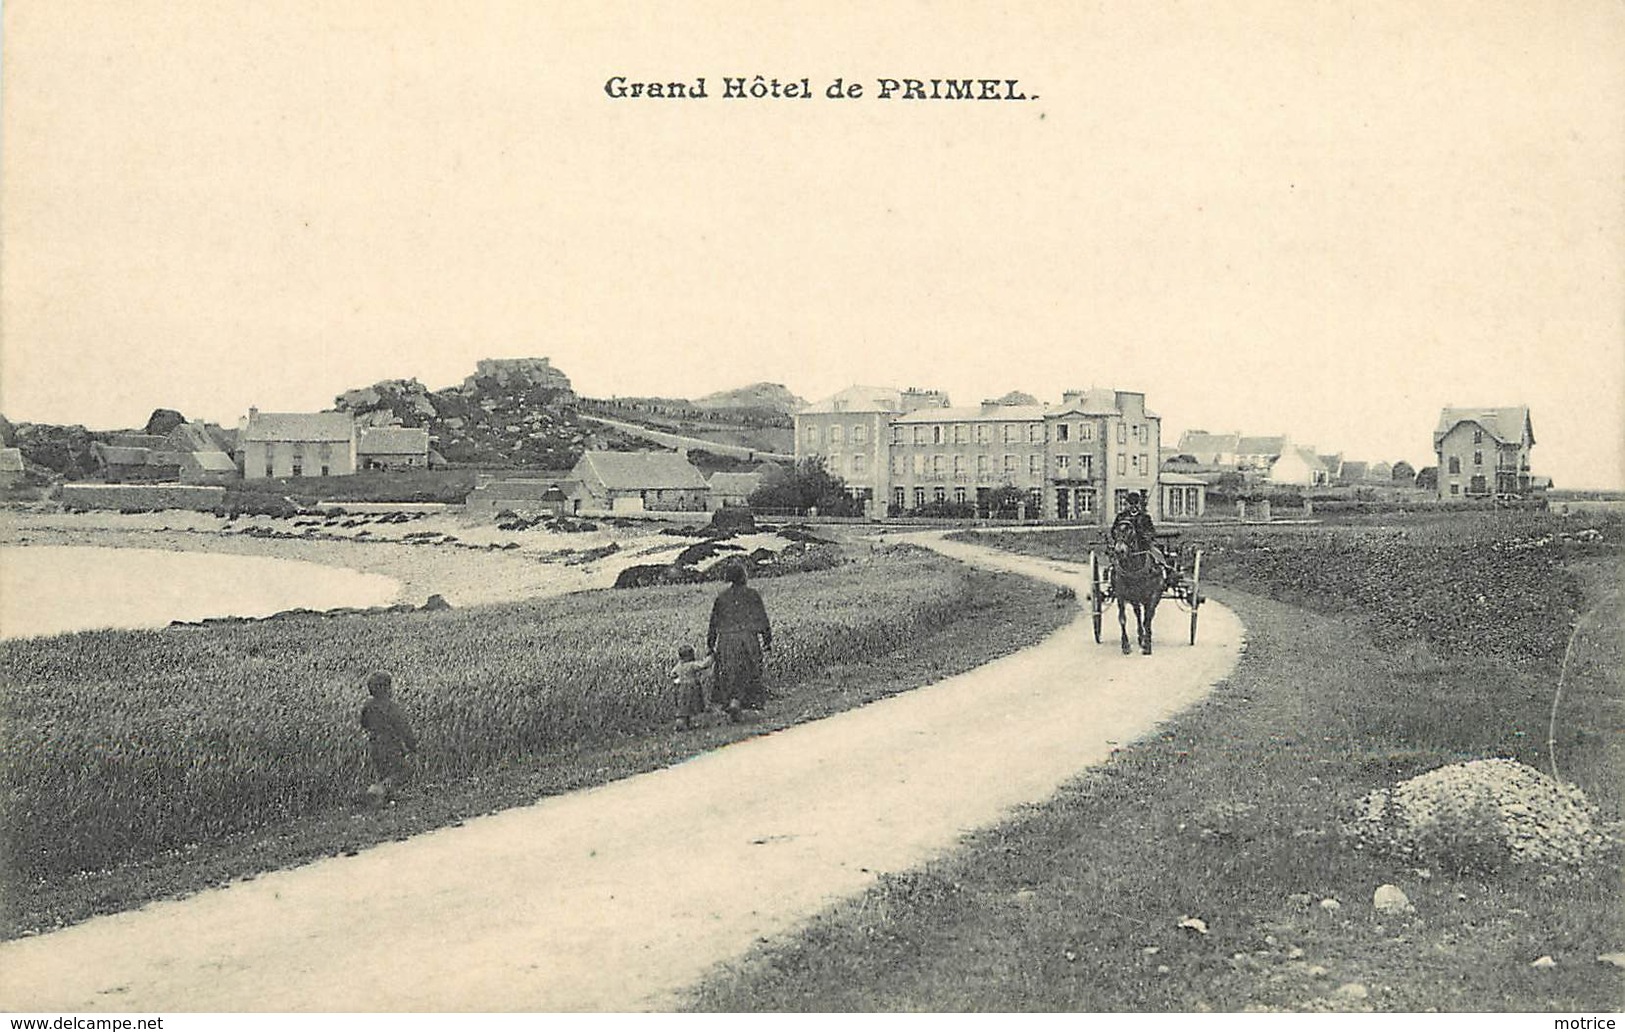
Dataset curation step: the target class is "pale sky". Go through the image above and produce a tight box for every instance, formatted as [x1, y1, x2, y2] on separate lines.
[3, 1, 1622, 486]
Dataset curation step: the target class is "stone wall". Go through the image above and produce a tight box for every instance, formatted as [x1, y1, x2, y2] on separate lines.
[61, 483, 227, 511]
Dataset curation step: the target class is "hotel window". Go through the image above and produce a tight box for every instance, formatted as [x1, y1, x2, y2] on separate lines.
[1004, 454, 1017, 475]
[1078, 490, 1096, 514]
[977, 424, 990, 444]
[934, 487, 946, 504]
[1056, 423, 1070, 442]
[1140, 453, 1149, 474]
[1473, 451, 1482, 466]
[914, 488, 926, 508]
[1078, 456, 1092, 478]
[853, 423, 867, 444]
[1448, 457, 1461, 474]
[1138, 425, 1149, 445]
[1029, 454, 1042, 477]
[953, 455, 965, 477]
[805, 426, 818, 447]
[1028, 424, 1043, 443]
[830, 425, 844, 444]
[977, 455, 989, 477]
[1450, 484, 1460, 496]
[1055, 455, 1070, 475]
[954, 487, 966, 504]
[891, 454, 904, 474]
[893, 488, 906, 510]
[913, 426, 928, 445]
[954, 424, 967, 444]
[893, 426, 903, 444]
[932, 455, 945, 476]
[852, 454, 866, 474]
[913, 453, 926, 475]
[933, 425, 943, 445]
[1117, 424, 1127, 444]
[1118, 454, 1128, 475]
[1080, 424, 1093, 441]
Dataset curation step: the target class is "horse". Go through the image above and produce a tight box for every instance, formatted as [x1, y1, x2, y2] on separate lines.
[1108, 520, 1165, 655]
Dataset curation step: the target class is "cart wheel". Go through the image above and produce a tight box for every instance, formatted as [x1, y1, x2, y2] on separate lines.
[1188, 550, 1203, 645]
[1088, 551, 1104, 644]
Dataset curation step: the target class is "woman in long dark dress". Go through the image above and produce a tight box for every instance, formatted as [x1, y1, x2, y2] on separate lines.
[707, 562, 772, 720]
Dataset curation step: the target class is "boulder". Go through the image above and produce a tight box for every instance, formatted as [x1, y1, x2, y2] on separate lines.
[1372, 884, 1414, 915]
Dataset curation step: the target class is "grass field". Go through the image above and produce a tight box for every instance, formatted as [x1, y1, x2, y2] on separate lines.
[686, 511, 1624, 1012]
[0, 542, 1069, 936]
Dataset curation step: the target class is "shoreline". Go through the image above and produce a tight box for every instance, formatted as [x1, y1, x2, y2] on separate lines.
[0, 506, 699, 612]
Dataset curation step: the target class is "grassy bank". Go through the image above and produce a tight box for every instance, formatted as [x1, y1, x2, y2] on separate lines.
[686, 512, 1623, 1012]
[1, 543, 1068, 937]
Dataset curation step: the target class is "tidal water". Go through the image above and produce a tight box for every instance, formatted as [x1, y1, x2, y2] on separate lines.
[0, 545, 400, 639]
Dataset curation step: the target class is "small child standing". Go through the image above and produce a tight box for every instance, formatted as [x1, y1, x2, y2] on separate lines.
[670, 645, 714, 730]
[359, 671, 418, 803]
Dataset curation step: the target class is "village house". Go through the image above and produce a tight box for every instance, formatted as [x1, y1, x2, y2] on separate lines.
[1433, 405, 1536, 499]
[1172, 431, 1240, 468]
[357, 426, 432, 471]
[1175, 429, 1335, 487]
[464, 476, 586, 516]
[707, 471, 762, 510]
[238, 409, 357, 480]
[1267, 444, 1333, 487]
[569, 450, 709, 513]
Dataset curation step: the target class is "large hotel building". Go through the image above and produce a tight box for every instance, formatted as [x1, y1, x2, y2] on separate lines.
[794, 385, 1162, 523]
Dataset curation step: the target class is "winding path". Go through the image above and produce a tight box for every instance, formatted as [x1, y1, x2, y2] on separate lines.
[0, 533, 1242, 1012]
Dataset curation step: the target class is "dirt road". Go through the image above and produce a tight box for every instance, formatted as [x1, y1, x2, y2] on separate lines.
[0, 532, 1242, 1012]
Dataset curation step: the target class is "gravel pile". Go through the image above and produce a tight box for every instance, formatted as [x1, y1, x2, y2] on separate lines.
[1347, 758, 1614, 873]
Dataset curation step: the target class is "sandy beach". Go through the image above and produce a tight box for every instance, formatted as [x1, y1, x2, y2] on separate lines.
[0, 506, 749, 612]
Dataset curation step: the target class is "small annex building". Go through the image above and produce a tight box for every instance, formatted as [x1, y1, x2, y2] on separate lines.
[570, 450, 709, 513]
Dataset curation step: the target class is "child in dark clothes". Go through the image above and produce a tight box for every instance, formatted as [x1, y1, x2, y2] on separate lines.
[670, 645, 714, 730]
[360, 671, 418, 803]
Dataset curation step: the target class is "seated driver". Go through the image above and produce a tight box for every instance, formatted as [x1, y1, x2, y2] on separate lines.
[1111, 491, 1168, 568]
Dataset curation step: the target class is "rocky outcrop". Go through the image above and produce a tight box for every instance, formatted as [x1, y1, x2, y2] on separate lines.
[334, 359, 583, 468]
[143, 409, 187, 436]
[8, 422, 106, 479]
[693, 382, 806, 416]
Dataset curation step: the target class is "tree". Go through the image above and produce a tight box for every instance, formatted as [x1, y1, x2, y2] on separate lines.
[987, 485, 1026, 518]
[1391, 460, 1416, 485]
[747, 457, 861, 515]
[1414, 466, 1438, 491]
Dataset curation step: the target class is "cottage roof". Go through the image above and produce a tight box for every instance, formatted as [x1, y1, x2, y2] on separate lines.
[163, 423, 218, 452]
[1160, 472, 1208, 486]
[1237, 435, 1287, 457]
[0, 448, 23, 473]
[1433, 406, 1534, 448]
[110, 433, 169, 450]
[242, 411, 355, 443]
[1339, 460, 1369, 482]
[472, 479, 583, 501]
[798, 385, 906, 414]
[95, 443, 152, 466]
[1177, 431, 1240, 456]
[708, 472, 762, 495]
[180, 450, 237, 472]
[358, 426, 431, 455]
[575, 451, 708, 490]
